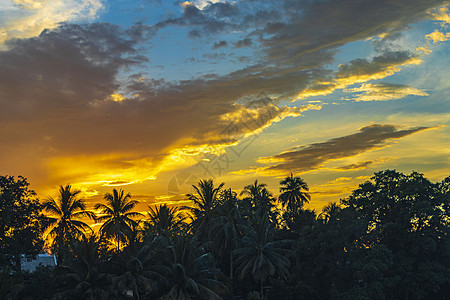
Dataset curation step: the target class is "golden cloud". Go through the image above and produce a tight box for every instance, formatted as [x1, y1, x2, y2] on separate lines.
[426, 29, 450, 43]
[0, 0, 103, 43]
[296, 52, 422, 100]
[344, 83, 428, 102]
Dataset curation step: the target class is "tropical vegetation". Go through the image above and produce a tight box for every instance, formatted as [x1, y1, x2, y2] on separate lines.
[0, 170, 449, 299]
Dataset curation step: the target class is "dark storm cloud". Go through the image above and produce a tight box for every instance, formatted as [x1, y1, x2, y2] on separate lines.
[259, 125, 431, 173]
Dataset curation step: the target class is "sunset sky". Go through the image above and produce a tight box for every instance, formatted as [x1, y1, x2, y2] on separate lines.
[1, 0, 449, 211]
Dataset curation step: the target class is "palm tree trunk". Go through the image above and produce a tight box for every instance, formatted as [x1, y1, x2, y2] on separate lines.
[229, 250, 234, 296]
[229, 251, 233, 280]
[260, 279, 264, 300]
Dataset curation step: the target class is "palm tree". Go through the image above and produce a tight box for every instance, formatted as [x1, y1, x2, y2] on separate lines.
[95, 189, 143, 252]
[240, 180, 267, 207]
[153, 236, 225, 299]
[240, 180, 277, 222]
[209, 189, 242, 280]
[279, 173, 310, 211]
[145, 204, 186, 238]
[185, 179, 224, 237]
[233, 216, 291, 300]
[53, 234, 112, 299]
[318, 202, 341, 224]
[43, 184, 95, 264]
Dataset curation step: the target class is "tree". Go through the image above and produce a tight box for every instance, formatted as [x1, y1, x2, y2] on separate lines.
[240, 180, 277, 222]
[0, 175, 43, 272]
[53, 235, 112, 300]
[318, 202, 341, 224]
[95, 189, 143, 252]
[145, 204, 186, 238]
[279, 173, 310, 211]
[209, 189, 242, 280]
[234, 216, 290, 300]
[341, 170, 450, 299]
[153, 236, 225, 300]
[43, 184, 94, 265]
[240, 180, 267, 208]
[185, 179, 224, 237]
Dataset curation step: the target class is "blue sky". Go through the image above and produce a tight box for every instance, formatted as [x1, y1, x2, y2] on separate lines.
[0, 0, 449, 210]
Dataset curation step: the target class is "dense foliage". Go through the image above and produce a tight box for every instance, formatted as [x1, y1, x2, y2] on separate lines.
[0, 170, 449, 299]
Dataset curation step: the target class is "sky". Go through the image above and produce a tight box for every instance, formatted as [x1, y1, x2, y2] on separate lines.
[0, 0, 449, 211]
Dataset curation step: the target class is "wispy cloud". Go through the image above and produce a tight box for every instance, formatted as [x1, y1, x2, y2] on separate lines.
[344, 83, 428, 102]
[245, 124, 434, 175]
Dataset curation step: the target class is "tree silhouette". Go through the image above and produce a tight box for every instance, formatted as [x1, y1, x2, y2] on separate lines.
[145, 204, 186, 238]
[240, 180, 277, 222]
[318, 202, 341, 224]
[155, 236, 225, 300]
[185, 179, 224, 238]
[43, 184, 95, 264]
[0, 175, 43, 272]
[209, 189, 242, 280]
[95, 189, 143, 252]
[279, 173, 310, 211]
[234, 216, 290, 300]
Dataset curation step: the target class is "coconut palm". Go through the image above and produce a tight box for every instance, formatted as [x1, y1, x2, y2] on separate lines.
[53, 235, 112, 300]
[146, 204, 186, 238]
[43, 184, 95, 263]
[240, 180, 267, 206]
[240, 180, 277, 223]
[318, 202, 341, 224]
[154, 236, 225, 300]
[185, 179, 224, 237]
[233, 216, 291, 300]
[279, 173, 310, 211]
[95, 189, 143, 252]
[209, 189, 242, 280]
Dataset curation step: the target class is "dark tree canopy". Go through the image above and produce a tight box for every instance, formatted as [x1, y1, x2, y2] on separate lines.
[0, 175, 43, 272]
[1, 170, 448, 300]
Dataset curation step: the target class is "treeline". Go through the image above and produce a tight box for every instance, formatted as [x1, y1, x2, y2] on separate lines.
[0, 170, 449, 299]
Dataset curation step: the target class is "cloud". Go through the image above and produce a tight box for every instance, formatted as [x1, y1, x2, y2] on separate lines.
[0, 0, 104, 43]
[426, 29, 450, 43]
[212, 40, 227, 49]
[233, 37, 252, 48]
[429, 6, 450, 24]
[0, 23, 324, 191]
[335, 161, 374, 170]
[254, 124, 433, 174]
[296, 51, 422, 99]
[1, 0, 447, 195]
[344, 83, 428, 102]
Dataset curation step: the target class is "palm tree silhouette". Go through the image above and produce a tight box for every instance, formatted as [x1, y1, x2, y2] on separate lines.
[233, 216, 290, 300]
[209, 189, 242, 280]
[95, 189, 143, 252]
[185, 179, 224, 237]
[43, 184, 95, 264]
[279, 173, 310, 211]
[240, 180, 276, 222]
[318, 202, 341, 224]
[155, 236, 225, 299]
[53, 234, 112, 299]
[145, 204, 186, 238]
[240, 180, 267, 207]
